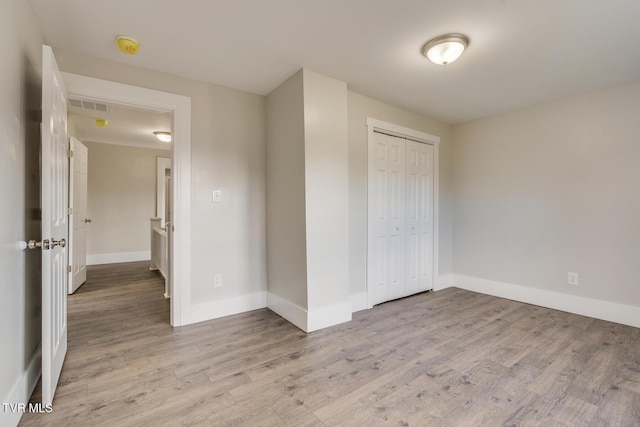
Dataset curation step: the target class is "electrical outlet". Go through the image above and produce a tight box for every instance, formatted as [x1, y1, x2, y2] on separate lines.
[214, 274, 223, 288]
[568, 272, 579, 286]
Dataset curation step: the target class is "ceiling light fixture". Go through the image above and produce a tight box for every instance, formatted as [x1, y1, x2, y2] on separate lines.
[116, 36, 139, 55]
[422, 33, 469, 65]
[154, 131, 172, 143]
[95, 119, 109, 127]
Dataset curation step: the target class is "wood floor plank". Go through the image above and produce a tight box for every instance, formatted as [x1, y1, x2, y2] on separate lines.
[19, 261, 640, 426]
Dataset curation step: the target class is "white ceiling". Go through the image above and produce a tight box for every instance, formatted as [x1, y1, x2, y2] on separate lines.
[30, 0, 640, 123]
[69, 100, 171, 150]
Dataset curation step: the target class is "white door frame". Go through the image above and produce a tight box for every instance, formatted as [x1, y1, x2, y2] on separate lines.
[156, 157, 171, 228]
[365, 117, 440, 309]
[62, 72, 191, 326]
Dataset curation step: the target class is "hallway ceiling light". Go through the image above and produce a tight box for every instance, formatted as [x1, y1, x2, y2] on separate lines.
[116, 36, 139, 55]
[154, 131, 171, 143]
[95, 119, 109, 127]
[422, 34, 469, 65]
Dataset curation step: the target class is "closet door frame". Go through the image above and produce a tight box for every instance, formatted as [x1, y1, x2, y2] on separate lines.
[365, 118, 440, 309]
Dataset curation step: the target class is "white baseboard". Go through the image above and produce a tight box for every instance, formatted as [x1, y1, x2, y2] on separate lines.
[1, 347, 41, 427]
[182, 292, 267, 326]
[435, 273, 454, 291]
[25, 349, 41, 405]
[350, 292, 368, 312]
[307, 301, 352, 333]
[267, 292, 352, 332]
[1, 378, 22, 427]
[454, 274, 640, 328]
[267, 292, 308, 332]
[87, 251, 150, 265]
[351, 277, 452, 313]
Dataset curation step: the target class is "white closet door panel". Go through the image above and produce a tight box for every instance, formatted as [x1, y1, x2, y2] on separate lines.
[373, 236, 388, 299]
[368, 131, 434, 305]
[369, 133, 390, 305]
[374, 169, 387, 236]
[387, 135, 405, 300]
[369, 132, 405, 305]
[388, 138, 405, 231]
[418, 143, 434, 290]
[405, 140, 421, 294]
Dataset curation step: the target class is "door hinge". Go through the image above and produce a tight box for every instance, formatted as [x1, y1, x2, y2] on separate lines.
[67, 207, 73, 215]
[67, 265, 72, 273]
[67, 150, 74, 158]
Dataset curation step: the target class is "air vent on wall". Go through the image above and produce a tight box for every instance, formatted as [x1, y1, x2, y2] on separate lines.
[68, 98, 110, 113]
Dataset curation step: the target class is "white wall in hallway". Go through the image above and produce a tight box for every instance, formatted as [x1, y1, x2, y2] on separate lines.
[83, 141, 168, 264]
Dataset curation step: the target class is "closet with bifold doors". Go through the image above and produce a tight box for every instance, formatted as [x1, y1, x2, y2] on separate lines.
[368, 130, 435, 306]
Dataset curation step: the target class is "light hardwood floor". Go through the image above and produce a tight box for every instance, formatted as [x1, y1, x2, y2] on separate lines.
[20, 261, 640, 426]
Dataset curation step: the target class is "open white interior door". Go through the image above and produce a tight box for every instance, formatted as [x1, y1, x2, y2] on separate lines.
[41, 45, 68, 406]
[69, 137, 88, 293]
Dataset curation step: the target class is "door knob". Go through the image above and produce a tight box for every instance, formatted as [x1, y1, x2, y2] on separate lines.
[26, 238, 66, 250]
[51, 238, 66, 248]
[85, 218, 92, 223]
[27, 239, 50, 250]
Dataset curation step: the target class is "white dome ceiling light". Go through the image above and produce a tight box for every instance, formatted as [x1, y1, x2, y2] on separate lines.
[422, 34, 469, 65]
[154, 131, 172, 143]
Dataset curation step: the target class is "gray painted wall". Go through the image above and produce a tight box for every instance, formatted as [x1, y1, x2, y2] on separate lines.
[53, 49, 268, 304]
[84, 141, 168, 258]
[265, 69, 308, 308]
[265, 68, 351, 320]
[303, 69, 350, 310]
[0, 0, 43, 424]
[347, 91, 454, 296]
[452, 80, 640, 307]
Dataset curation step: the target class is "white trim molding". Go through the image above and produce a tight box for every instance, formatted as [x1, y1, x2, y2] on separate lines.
[454, 274, 640, 329]
[436, 274, 454, 291]
[268, 293, 352, 332]
[87, 251, 150, 265]
[267, 292, 308, 332]
[183, 292, 267, 326]
[62, 72, 192, 327]
[1, 348, 41, 427]
[156, 157, 171, 228]
[307, 301, 352, 333]
[350, 292, 368, 312]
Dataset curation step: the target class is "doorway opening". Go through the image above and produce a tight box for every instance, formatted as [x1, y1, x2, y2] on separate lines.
[67, 100, 173, 305]
[63, 72, 192, 326]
